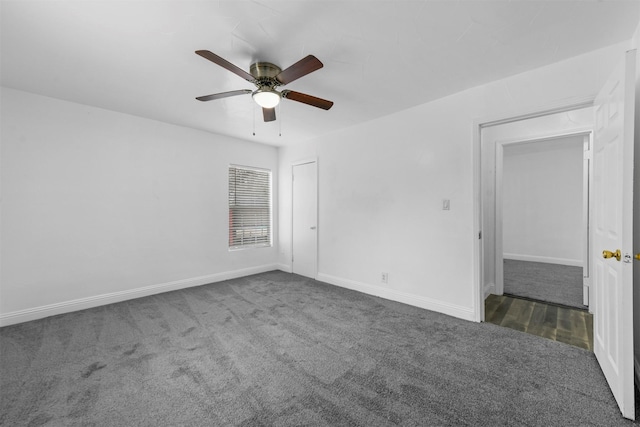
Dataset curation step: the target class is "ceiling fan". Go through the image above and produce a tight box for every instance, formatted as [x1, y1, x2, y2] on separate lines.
[195, 50, 334, 122]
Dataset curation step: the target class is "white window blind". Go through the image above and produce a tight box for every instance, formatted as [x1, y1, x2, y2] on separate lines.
[228, 165, 272, 249]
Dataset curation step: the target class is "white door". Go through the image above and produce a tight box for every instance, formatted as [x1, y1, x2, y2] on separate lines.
[292, 161, 317, 278]
[592, 49, 635, 420]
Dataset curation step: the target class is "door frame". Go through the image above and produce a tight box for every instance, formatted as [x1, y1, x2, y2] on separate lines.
[291, 158, 319, 278]
[472, 96, 595, 322]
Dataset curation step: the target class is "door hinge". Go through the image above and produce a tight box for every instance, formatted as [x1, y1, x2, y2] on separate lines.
[478, 231, 482, 239]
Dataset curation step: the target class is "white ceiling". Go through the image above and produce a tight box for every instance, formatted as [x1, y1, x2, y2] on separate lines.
[2, 1, 638, 147]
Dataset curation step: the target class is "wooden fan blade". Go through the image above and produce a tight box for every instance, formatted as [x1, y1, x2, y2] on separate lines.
[282, 90, 333, 110]
[275, 55, 323, 85]
[263, 107, 276, 122]
[195, 50, 255, 82]
[196, 89, 252, 102]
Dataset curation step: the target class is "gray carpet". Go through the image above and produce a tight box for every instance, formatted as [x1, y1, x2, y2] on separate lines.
[1, 271, 634, 426]
[504, 260, 585, 309]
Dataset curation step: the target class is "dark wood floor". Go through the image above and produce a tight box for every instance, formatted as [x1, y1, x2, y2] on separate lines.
[485, 294, 593, 351]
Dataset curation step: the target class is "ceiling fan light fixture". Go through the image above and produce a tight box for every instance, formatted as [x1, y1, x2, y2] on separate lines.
[252, 88, 281, 108]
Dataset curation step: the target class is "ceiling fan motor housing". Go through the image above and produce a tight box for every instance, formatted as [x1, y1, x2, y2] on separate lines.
[250, 62, 281, 78]
[250, 62, 282, 90]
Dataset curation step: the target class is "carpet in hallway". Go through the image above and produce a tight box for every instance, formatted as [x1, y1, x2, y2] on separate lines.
[504, 259, 585, 309]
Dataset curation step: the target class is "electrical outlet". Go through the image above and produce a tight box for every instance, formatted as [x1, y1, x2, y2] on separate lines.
[381, 272, 388, 284]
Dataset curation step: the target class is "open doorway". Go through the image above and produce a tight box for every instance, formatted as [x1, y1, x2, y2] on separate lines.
[479, 106, 594, 349]
[500, 134, 589, 309]
[480, 106, 594, 305]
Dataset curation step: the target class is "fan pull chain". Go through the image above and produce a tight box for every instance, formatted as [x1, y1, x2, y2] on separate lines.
[252, 100, 256, 136]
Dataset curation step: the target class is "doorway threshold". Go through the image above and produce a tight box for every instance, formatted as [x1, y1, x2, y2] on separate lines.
[485, 294, 593, 351]
[502, 292, 588, 312]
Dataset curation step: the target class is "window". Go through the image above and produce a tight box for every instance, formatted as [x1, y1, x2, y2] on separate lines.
[228, 165, 272, 249]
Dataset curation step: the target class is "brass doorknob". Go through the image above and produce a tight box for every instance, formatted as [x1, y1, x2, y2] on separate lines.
[603, 249, 621, 261]
[635, 254, 640, 261]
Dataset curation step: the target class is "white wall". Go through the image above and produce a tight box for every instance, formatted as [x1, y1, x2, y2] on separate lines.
[0, 87, 279, 325]
[278, 41, 629, 322]
[502, 136, 584, 265]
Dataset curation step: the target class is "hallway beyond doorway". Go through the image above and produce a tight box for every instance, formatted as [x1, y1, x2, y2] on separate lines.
[503, 260, 585, 309]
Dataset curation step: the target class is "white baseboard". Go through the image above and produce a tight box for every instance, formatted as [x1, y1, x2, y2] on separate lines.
[0, 264, 279, 327]
[483, 282, 496, 298]
[316, 273, 475, 322]
[503, 253, 583, 267]
[277, 263, 292, 273]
